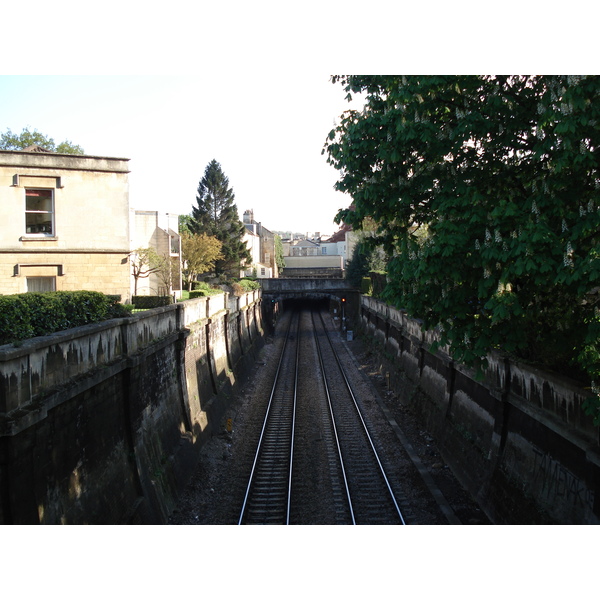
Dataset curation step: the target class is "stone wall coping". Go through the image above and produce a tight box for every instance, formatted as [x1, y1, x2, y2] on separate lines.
[0, 150, 130, 173]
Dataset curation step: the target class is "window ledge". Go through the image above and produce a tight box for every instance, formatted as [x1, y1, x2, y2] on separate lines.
[20, 236, 59, 242]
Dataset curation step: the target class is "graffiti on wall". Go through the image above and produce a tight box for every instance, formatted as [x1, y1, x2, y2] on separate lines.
[531, 447, 594, 513]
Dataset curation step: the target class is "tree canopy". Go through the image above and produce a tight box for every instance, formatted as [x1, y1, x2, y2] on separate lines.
[324, 75, 600, 404]
[189, 159, 250, 277]
[274, 234, 285, 274]
[181, 232, 223, 290]
[0, 127, 85, 154]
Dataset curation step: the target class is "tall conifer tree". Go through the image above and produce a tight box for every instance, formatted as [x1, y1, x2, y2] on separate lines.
[189, 159, 250, 277]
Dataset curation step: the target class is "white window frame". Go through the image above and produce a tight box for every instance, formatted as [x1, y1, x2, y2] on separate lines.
[25, 188, 55, 237]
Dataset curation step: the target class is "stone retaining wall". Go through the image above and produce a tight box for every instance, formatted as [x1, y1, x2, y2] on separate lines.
[358, 296, 600, 524]
[0, 291, 264, 524]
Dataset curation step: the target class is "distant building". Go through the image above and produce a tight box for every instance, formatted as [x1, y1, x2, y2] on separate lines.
[279, 224, 355, 278]
[321, 223, 355, 269]
[241, 209, 278, 278]
[287, 238, 320, 257]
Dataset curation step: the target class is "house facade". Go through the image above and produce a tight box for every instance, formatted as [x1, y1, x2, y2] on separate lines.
[0, 147, 131, 300]
[241, 209, 277, 278]
[320, 224, 356, 269]
[286, 238, 320, 257]
[279, 226, 356, 278]
[130, 210, 182, 299]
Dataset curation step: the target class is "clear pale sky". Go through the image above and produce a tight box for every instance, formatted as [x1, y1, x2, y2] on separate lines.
[2, 3, 592, 237]
[0, 74, 360, 236]
[3, 3, 591, 239]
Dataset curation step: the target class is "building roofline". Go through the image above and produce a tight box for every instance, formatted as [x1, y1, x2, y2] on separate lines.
[0, 149, 130, 174]
[0, 149, 130, 161]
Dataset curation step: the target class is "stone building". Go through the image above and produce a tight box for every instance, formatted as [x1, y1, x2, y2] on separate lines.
[242, 209, 277, 278]
[279, 225, 356, 278]
[0, 147, 131, 299]
[129, 210, 182, 299]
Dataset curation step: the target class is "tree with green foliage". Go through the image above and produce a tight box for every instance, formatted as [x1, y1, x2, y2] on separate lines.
[189, 160, 251, 277]
[344, 241, 371, 288]
[345, 237, 387, 288]
[324, 75, 600, 412]
[179, 214, 194, 236]
[344, 216, 388, 288]
[275, 234, 285, 274]
[181, 232, 223, 290]
[0, 127, 84, 154]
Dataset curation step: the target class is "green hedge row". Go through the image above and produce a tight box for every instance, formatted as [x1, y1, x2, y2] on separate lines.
[132, 296, 173, 309]
[0, 291, 131, 346]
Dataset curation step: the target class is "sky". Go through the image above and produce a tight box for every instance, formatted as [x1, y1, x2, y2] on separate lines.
[3, 2, 595, 240]
[0, 74, 361, 236]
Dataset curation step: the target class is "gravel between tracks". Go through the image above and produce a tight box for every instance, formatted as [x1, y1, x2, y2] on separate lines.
[168, 321, 490, 526]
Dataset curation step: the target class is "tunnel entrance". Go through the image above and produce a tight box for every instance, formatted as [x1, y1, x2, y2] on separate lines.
[263, 294, 355, 336]
[259, 277, 359, 335]
[282, 297, 330, 311]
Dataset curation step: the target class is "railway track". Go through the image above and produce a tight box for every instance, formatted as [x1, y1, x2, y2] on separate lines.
[238, 307, 406, 525]
[237, 311, 300, 524]
[311, 310, 406, 525]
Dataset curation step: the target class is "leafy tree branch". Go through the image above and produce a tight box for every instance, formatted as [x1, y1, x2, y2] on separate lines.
[324, 75, 600, 417]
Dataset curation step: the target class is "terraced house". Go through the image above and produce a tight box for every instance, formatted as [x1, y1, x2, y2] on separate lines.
[0, 146, 131, 300]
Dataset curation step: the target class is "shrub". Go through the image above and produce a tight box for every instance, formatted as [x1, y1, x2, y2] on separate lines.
[132, 296, 173, 309]
[191, 282, 224, 296]
[231, 278, 261, 296]
[0, 291, 126, 346]
[361, 277, 373, 295]
[237, 278, 260, 291]
[0, 295, 34, 344]
[108, 302, 134, 318]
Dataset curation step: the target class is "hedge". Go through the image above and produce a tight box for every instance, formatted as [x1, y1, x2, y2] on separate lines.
[0, 291, 131, 346]
[132, 296, 173, 309]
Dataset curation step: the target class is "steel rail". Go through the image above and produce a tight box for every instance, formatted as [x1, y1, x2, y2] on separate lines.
[311, 310, 356, 524]
[238, 311, 299, 525]
[286, 319, 300, 524]
[316, 310, 406, 525]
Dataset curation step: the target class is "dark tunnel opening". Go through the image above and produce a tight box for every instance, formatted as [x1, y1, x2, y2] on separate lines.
[281, 297, 330, 312]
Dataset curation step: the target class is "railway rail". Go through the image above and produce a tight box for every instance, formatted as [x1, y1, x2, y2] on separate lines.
[311, 310, 406, 524]
[237, 311, 300, 524]
[238, 307, 406, 525]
